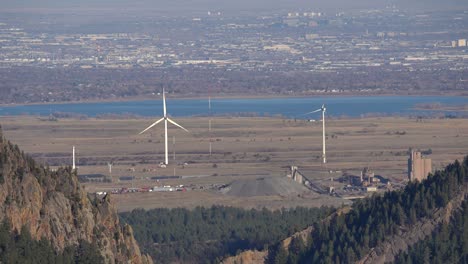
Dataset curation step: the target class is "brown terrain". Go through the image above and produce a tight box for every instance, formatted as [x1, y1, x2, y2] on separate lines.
[0, 115, 466, 212]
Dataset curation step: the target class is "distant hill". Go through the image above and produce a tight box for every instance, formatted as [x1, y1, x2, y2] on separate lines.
[0, 125, 152, 263]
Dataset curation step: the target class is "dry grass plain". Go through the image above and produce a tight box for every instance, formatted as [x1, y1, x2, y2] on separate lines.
[0, 115, 466, 211]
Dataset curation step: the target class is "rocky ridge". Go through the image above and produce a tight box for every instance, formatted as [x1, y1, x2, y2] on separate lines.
[0, 125, 152, 263]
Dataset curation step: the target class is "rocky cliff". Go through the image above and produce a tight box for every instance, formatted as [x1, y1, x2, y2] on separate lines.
[0, 125, 152, 263]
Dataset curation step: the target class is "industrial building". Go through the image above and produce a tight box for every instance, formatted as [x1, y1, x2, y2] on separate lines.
[408, 150, 432, 182]
[288, 166, 304, 184]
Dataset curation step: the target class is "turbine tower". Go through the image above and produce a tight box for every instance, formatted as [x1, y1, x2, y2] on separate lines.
[139, 89, 189, 165]
[304, 104, 327, 164]
[321, 104, 326, 164]
[72, 145, 76, 170]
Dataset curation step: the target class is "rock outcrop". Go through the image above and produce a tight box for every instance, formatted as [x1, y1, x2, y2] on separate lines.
[0, 126, 152, 263]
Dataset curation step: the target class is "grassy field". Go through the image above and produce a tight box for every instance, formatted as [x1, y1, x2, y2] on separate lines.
[1, 115, 466, 211]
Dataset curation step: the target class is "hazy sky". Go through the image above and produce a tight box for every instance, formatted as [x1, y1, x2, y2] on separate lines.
[2, 0, 468, 14]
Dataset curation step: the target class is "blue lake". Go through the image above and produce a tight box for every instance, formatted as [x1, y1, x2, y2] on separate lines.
[0, 96, 466, 118]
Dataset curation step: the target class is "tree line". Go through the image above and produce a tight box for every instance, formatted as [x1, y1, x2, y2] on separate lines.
[1, 67, 466, 104]
[119, 206, 333, 263]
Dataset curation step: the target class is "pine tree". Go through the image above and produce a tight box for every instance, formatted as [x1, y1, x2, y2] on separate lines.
[274, 244, 288, 264]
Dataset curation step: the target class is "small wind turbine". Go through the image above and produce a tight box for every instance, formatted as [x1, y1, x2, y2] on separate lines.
[72, 145, 76, 170]
[107, 162, 112, 174]
[139, 89, 189, 165]
[304, 104, 327, 164]
[107, 162, 113, 182]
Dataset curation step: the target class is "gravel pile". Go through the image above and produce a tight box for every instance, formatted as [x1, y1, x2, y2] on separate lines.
[220, 177, 309, 197]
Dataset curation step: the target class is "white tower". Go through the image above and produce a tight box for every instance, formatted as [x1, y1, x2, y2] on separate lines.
[303, 104, 327, 164]
[72, 145, 76, 170]
[321, 104, 327, 164]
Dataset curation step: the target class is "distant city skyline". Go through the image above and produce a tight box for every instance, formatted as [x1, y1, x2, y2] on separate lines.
[0, 2, 466, 103]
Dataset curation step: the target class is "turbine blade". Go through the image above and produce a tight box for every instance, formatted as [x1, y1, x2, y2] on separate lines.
[167, 118, 189, 132]
[300, 109, 322, 116]
[139, 118, 164, 134]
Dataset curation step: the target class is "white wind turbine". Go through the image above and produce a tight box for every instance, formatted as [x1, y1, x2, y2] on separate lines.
[304, 104, 327, 164]
[72, 145, 76, 170]
[139, 89, 189, 165]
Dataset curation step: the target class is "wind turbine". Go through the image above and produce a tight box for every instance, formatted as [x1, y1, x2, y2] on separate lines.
[304, 104, 327, 164]
[72, 145, 76, 170]
[139, 89, 189, 165]
[107, 162, 112, 174]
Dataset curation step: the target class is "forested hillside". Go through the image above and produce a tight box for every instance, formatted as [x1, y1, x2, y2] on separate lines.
[267, 156, 468, 263]
[120, 206, 332, 263]
[395, 199, 468, 264]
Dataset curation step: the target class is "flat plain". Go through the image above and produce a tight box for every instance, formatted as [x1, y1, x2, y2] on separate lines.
[0, 115, 466, 211]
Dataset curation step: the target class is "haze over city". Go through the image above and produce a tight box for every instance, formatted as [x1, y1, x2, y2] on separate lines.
[3, 0, 468, 14]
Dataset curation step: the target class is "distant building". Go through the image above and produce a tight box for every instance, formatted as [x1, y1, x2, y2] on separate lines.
[458, 39, 467, 47]
[78, 174, 107, 183]
[305, 33, 319, 40]
[288, 166, 303, 184]
[408, 150, 432, 182]
[452, 41, 458, 48]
